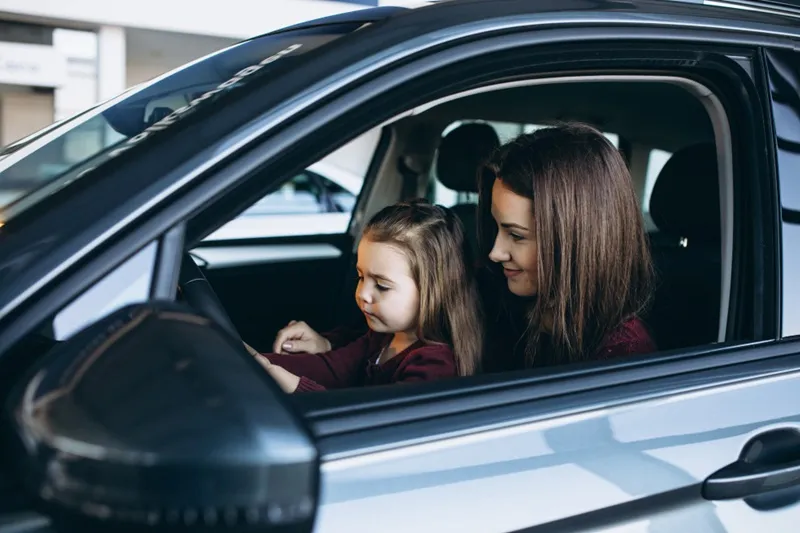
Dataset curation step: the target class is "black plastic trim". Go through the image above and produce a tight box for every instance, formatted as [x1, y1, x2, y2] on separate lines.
[299, 340, 771, 438]
[151, 223, 185, 300]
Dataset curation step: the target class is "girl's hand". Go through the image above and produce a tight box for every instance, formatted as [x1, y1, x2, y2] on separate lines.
[272, 320, 331, 354]
[255, 355, 300, 393]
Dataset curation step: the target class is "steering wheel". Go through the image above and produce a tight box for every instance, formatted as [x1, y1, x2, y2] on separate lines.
[178, 252, 241, 341]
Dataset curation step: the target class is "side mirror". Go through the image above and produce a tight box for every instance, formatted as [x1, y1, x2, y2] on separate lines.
[5, 301, 318, 532]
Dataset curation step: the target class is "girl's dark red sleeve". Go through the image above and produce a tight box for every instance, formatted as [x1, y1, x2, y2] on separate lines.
[261, 333, 373, 391]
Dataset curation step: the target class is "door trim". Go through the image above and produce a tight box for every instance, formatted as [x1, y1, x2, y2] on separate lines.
[191, 243, 343, 269]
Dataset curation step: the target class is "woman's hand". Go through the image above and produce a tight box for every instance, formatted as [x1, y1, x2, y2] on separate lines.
[255, 356, 300, 393]
[273, 320, 332, 354]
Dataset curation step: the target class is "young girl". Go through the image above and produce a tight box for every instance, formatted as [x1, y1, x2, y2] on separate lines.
[253, 199, 483, 393]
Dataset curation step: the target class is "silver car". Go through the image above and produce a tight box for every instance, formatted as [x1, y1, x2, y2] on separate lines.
[1, 1, 800, 532]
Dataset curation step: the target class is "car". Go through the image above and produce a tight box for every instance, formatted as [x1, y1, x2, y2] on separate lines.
[1, 1, 800, 532]
[205, 161, 364, 241]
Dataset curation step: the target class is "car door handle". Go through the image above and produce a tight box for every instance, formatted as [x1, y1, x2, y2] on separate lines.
[703, 428, 800, 502]
[702, 458, 800, 500]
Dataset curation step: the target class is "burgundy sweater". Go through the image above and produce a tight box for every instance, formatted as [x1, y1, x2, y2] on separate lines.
[262, 330, 457, 392]
[321, 317, 656, 374]
[595, 317, 657, 359]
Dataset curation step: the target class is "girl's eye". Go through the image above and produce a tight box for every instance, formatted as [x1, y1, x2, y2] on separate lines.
[356, 275, 364, 281]
[376, 284, 389, 292]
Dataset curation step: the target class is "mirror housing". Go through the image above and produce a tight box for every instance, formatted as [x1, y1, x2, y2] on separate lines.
[5, 301, 318, 532]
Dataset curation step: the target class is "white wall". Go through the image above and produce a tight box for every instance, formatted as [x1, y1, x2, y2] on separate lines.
[0, 89, 53, 145]
[0, 0, 370, 39]
[125, 28, 236, 86]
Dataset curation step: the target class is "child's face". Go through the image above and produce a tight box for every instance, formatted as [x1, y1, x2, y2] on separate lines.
[355, 238, 419, 337]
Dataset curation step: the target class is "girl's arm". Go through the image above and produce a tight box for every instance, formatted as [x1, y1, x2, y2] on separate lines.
[260, 333, 377, 391]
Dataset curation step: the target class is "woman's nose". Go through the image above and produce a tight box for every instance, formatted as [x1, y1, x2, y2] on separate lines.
[488, 235, 510, 263]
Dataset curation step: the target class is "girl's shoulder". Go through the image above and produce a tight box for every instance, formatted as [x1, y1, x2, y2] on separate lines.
[596, 316, 658, 360]
[396, 341, 457, 368]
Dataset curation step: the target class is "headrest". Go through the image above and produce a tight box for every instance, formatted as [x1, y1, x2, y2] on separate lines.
[649, 143, 720, 243]
[435, 123, 500, 193]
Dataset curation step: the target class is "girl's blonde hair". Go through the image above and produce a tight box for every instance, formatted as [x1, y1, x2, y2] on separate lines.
[364, 199, 483, 376]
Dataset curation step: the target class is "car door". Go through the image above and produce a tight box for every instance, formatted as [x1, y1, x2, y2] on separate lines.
[261, 11, 796, 533]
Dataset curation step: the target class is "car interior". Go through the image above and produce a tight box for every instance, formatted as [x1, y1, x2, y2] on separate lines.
[192, 77, 726, 365]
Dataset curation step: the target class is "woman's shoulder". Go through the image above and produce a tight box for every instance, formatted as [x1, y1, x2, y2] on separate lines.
[595, 316, 657, 360]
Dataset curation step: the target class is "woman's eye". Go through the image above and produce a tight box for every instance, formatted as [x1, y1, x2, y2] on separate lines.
[509, 232, 524, 242]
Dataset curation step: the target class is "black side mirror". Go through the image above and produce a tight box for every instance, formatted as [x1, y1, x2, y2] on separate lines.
[5, 301, 318, 532]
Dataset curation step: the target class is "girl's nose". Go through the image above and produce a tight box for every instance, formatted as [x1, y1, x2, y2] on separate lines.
[488, 235, 510, 263]
[357, 285, 373, 304]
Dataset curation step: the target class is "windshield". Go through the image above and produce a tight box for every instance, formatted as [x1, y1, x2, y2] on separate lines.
[0, 23, 362, 221]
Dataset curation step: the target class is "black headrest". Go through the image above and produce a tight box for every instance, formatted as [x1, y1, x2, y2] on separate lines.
[649, 143, 720, 243]
[436, 123, 500, 193]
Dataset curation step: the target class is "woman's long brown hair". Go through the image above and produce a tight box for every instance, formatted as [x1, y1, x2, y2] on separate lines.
[365, 200, 483, 376]
[478, 122, 654, 366]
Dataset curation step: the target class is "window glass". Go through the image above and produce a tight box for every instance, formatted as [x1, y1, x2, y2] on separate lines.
[243, 173, 326, 216]
[642, 148, 672, 231]
[52, 241, 157, 340]
[203, 128, 378, 241]
[322, 175, 357, 213]
[0, 22, 365, 222]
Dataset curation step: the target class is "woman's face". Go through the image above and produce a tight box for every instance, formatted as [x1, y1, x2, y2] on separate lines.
[488, 178, 538, 297]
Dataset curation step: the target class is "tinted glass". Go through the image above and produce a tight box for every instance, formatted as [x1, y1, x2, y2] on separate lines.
[0, 23, 362, 222]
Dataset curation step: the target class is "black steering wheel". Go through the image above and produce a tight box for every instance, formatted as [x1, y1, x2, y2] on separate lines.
[178, 252, 241, 341]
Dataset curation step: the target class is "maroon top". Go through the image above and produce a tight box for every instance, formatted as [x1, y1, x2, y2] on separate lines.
[595, 316, 657, 360]
[262, 330, 457, 392]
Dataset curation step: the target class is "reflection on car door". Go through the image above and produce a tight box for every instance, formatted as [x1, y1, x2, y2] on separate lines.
[315, 346, 800, 532]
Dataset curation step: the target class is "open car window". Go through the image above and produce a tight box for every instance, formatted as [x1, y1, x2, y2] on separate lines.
[0, 22, 366, 222]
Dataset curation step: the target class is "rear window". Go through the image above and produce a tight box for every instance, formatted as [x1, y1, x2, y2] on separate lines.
[0, 22, 364, 222]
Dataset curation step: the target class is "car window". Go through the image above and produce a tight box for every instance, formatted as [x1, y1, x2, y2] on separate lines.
[322, 175, 357, 213]
[642, 148, 672, 232]
[51, 241, 157, 340]
[243, 173, 327, 216]
[0, 22, 366, 222]
[203, 128, 378, 241]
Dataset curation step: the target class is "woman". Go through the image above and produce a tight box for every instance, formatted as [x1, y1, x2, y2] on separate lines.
[479, 122, 656, 372]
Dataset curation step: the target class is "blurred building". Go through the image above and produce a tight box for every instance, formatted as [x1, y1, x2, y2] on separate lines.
[0, 0, 425, 146]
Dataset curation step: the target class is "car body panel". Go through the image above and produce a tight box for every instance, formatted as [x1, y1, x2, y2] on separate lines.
[317, 362, 800, 532]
